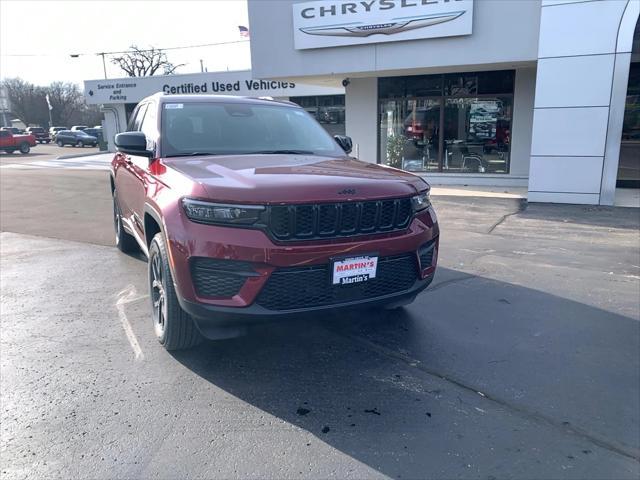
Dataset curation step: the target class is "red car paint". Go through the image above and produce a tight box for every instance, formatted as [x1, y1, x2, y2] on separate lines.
[112, 95, 439, 329]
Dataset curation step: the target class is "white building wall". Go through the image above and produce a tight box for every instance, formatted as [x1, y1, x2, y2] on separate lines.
[345, 78, 377, 163]
[529, 0, 638, 205]
[510, 67, 537, 177]
[248, 0, 541, 80]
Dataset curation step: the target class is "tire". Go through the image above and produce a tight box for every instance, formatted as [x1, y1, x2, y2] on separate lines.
[19, 143, 30, 154]
[57, 140, 63, 147]
[6, 149, 15, 154]
[149, 233, 202, 350]
[45, 140, 50, 144]
[113, 189, 139, 253]
[76, 140, 83, 147]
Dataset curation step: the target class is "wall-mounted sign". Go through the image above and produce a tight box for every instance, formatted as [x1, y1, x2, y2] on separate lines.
[293, 0, 473, 50]
[83, 70, 344, 105]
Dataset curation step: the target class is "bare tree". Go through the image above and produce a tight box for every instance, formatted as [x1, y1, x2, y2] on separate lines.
[1, 78, 102, 128]
[1, 78, 48, 127]
[47, 82, 84, 126]
[111, 45, 184, 77]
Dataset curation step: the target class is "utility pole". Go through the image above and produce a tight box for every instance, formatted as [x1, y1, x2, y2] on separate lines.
[70, 53, 107, 79]
[98, 52, 107, 79]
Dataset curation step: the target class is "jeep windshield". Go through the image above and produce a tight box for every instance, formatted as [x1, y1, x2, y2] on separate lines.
[161, 102, 345, 158]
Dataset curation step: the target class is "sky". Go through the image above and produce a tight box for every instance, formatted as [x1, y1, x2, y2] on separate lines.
[0, 0, 252, 87]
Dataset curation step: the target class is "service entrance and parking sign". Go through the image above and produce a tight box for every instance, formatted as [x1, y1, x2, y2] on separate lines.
[293, 0, 474, 50]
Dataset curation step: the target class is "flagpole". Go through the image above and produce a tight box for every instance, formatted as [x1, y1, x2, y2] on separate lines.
[46, 95, 53, 129]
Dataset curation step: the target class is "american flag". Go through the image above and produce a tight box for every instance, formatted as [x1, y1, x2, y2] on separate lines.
[238, 26, 250, 38]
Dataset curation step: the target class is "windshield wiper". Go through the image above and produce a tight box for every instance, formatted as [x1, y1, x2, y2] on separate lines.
[165, 152, 219, 158]
[247, 149, 314, 155]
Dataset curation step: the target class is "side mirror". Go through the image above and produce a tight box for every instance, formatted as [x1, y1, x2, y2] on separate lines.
[115, 132, 153, 158]
[334, 135, 353, 154]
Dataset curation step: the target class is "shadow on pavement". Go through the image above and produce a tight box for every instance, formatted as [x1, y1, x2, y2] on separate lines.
[171, 267, 640, 479]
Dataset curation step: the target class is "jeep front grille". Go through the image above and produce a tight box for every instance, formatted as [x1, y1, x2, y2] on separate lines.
[267, 198, 413, 241]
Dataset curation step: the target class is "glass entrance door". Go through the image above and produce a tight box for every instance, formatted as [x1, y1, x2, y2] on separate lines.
[379, 98, 440, 172]
[618, 20, 639, 188]
[443, 97, 512, 173]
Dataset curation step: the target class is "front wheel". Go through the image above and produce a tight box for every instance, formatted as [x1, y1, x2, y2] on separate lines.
[149, 233, 202, 350]
[19, 143, 30, 154]
[76, 140, 83, 147]
[57, 140, 64, 147]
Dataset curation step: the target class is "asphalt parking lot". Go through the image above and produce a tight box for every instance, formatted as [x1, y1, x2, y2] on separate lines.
[1, 158, 639, 479]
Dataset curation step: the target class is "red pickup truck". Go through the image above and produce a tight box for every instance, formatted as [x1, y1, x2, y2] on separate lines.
[0, 129, 37, 154]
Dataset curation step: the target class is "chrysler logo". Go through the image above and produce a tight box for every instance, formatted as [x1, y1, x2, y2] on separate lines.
[300, 11, 464, 37]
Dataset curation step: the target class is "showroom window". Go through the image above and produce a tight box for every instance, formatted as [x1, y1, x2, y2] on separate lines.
[290, 95, 345, 136]
[379, 71, 515, 174]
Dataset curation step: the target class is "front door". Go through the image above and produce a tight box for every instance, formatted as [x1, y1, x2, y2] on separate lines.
[114, 103, 148, 237]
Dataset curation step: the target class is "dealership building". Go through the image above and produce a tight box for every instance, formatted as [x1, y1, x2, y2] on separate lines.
[244, 0, 639, 205]
[87, 0, 639, 206]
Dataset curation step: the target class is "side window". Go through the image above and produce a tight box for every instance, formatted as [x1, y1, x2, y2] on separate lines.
[0, 130, 10, 138]
[140, 103, 157, 139]
[127, 103, 148, 132]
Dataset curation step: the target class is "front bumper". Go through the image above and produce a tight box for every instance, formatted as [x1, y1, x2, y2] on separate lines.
[165, 205, 439, 324]
[180, 273, 433, 335]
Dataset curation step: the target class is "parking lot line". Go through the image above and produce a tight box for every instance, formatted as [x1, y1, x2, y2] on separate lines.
[116, 285, 148, 360]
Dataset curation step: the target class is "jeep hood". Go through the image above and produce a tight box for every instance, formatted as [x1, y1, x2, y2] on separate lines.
[162, 155, 429, 204]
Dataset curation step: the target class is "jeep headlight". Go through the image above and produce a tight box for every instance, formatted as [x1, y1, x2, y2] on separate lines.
[182, 199, 265, 225]
[411, 191, 431, 212]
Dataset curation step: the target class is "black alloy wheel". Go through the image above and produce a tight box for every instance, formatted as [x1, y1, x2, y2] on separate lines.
[148, 233, 202, 350]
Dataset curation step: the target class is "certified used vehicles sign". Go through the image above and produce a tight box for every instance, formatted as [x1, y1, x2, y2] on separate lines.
[292, 0, 473, 50]
[332, 256, 378, 285]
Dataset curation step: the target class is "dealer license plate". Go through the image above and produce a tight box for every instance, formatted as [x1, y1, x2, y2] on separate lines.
[332, 255, 378, 285]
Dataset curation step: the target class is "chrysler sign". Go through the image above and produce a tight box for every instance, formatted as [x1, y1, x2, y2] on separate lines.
[293, 0, 473, 50]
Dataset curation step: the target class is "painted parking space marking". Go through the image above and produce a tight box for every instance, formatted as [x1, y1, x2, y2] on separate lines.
[0, 154, 112, 170]
[115, 285, 149, 360]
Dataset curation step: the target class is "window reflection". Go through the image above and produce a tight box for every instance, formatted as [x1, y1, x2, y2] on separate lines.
[443, 97, 512, 173]
[379, 70, 514, 174]
[290, 95, 345, 137]
[380, 99, 440, 172]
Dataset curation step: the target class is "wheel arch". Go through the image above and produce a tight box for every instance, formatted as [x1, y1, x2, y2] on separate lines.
[143, 204, 164, 249]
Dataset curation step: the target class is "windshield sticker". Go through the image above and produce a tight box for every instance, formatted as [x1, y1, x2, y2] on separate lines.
[164, 104, 183, 109]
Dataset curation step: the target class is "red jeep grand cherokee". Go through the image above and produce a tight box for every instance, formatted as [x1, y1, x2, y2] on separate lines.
[111, 94, 439, 350]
